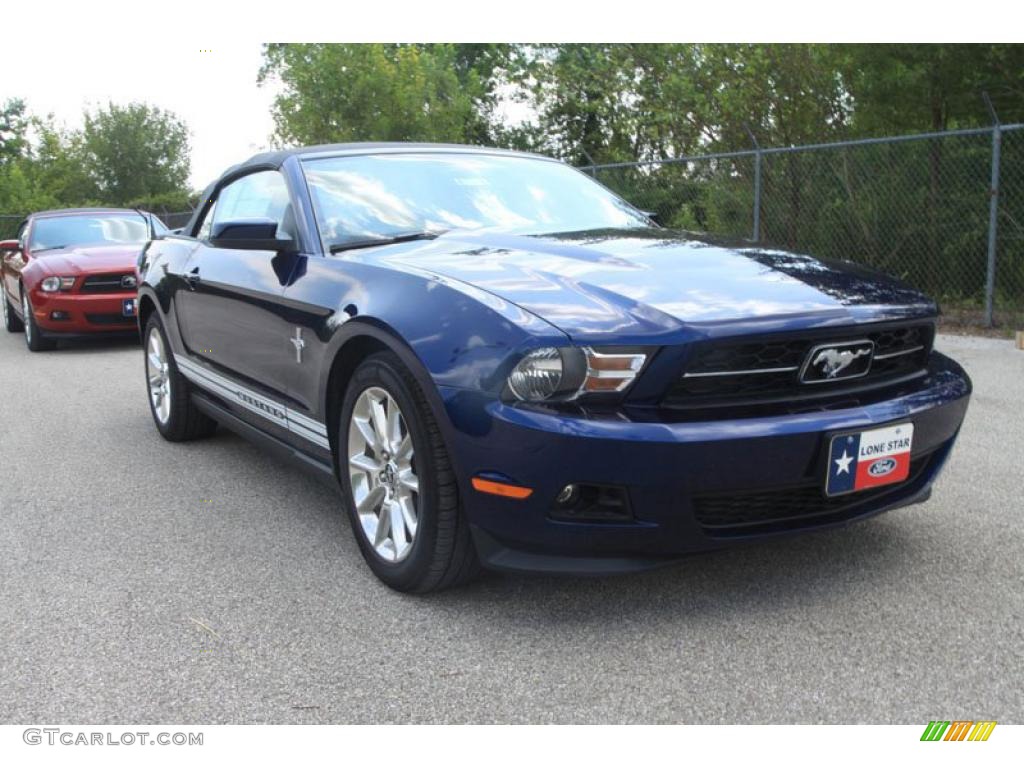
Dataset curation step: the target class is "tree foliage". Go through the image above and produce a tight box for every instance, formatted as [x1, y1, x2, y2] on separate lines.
[844, 44, 1024, 133]
[259, 44, 507, 146]
[80, 102, 190, 205]
[0, 101, 193, 225]
[0, 98, 30, 166]
[256, 43, 1024, 164]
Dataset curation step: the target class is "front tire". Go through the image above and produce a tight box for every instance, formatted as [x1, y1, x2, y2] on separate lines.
[144, 314, 217, 441]
[21, 290, 55, 351]
[338, 351, 480, 593]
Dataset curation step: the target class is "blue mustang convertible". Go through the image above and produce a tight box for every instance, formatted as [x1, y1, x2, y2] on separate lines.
[138, 143, 971, 592]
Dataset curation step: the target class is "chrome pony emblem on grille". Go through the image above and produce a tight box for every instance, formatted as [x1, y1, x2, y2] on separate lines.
[800, 340, 874, 383]
[121, 275, 137, 288]
[813, 347, 870, 377]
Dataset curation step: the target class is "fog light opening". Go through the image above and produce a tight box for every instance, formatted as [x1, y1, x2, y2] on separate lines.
[549, 483, 632, 523]
[50, 310, 70, 321]
[555, 484, 580, 506]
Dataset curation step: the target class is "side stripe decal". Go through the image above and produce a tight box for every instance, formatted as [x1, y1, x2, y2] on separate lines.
[173, 354, 331, 450]
[287, 409, 328, 437]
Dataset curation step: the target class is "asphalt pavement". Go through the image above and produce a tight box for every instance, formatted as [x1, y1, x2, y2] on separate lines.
[0, 328, 1020, 723]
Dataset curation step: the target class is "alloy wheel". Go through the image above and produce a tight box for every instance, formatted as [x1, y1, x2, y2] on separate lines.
[22, 293, 31, 345]
[347, 386, 420, 562]
[146, 328, 172, 425]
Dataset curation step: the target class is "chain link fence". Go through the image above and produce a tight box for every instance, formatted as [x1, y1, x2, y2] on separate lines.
[584, 124, 1024, 329]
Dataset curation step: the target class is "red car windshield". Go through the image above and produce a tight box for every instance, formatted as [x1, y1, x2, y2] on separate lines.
[29, 214, 165, 251]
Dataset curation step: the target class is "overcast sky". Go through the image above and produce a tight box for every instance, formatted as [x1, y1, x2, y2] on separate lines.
[1, 41, 280, 190]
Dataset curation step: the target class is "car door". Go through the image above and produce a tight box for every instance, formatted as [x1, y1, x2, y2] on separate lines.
[175, 169, 301, 412]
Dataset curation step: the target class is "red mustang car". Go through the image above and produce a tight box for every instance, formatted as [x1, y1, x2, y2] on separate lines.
[1, 208, 167, 351]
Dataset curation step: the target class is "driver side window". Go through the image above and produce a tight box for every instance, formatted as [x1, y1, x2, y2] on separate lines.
[196, 200, 217, 241]
[203, 170, 296, 243]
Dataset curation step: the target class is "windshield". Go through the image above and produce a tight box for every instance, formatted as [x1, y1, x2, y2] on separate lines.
[302, 153, 649, 250]
[29, 214, 165, 251]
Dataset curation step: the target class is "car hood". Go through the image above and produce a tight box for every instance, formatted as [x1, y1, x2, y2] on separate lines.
[371, 228, 936, 341]
[32, 243, 142, 275]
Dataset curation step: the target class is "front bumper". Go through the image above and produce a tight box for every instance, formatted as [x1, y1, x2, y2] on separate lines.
[29, 289, 137, 336]
[442, 352, 971, 574]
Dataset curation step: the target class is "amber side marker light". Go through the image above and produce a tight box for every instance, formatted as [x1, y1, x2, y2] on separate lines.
[471, 477, 534, 499]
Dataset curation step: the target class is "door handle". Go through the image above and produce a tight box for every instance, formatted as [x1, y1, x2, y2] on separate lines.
[185, 267, 201, 288]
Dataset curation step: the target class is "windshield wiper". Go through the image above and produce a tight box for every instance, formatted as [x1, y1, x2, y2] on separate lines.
[328, 230, 444, 254]
[31, 245, 70, 254]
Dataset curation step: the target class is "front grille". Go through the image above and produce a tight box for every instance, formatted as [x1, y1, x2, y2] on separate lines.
[85, 313, 134, 326]
[80, 274, 135, 293]
[694, 453, 933, 536]
[664, 321, 933, 410]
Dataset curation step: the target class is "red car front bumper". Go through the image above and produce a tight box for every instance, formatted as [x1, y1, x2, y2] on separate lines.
[28, 287, 137, 336]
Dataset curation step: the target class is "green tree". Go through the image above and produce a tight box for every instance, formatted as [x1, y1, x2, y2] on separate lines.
[522, 45, 853, 165]
[79, 102, 191, 205]
[844, 44, 1024, 133]
[30, 121, 98, 204]
[0, 98, 30, 165]
[259, 44, 494, 146]
[527, 44, 643, 165]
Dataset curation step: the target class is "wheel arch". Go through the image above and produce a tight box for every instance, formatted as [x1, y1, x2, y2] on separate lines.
[138, 293, 157, 341]
[320, 318, 464, 482]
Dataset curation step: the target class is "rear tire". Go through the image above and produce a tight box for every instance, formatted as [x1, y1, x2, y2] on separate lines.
[338, 351, 480, 593]
[21, 290, 56, 351]
[144, 314, 217, 441]
[2, 291, 23, 332]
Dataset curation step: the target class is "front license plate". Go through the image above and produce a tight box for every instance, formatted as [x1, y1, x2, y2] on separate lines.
[825, 422, 914, 497]
[123, 299, 136, 317]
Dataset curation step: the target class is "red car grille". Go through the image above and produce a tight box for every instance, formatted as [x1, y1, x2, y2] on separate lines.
[85, 313, 134, 326]
[80, 274, 135, 293]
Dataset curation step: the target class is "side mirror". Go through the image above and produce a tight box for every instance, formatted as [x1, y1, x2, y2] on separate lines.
[640, 210, 662, 226]
[0, 239, 20, 253]
[210, 218, 293, 252]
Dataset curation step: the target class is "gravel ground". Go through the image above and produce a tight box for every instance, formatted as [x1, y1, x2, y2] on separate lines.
[0, 329, 1020, 724]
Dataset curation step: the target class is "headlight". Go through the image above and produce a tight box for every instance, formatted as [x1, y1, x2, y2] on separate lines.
[507, 347, 648, 402]
[508, 347, 571, 401]
[39, 276, 74, 292]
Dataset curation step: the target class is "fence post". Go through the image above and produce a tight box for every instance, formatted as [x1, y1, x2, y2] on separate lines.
[580, 147, 597, 178]
[983, 95, 1001, 327]
[746, 125, 762, 243]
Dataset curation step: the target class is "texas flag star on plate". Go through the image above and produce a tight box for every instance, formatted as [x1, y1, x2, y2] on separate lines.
[826, 423, 914, 496]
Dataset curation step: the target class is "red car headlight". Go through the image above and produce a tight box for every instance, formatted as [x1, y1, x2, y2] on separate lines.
[39, 276, 75, 292]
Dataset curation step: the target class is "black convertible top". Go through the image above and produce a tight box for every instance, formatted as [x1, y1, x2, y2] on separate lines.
[185, 142, 548, 237]
[236, 141, 540, 175]
[32, 207, 142, 219]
